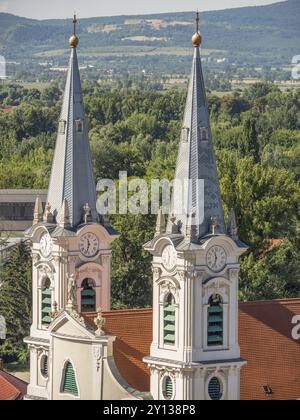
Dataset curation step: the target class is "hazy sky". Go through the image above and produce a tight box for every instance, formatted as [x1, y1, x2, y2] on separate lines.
[0, 0, 283, 20]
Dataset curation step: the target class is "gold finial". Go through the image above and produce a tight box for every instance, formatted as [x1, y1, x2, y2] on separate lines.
[69, 13, 79, 48]
[192, 10, 202, 47]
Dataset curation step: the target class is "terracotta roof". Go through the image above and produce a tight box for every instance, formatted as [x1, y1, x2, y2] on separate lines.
[85, 298, 300, 400]
[239, 298, 300, 400]
[0, 370, 28, 400]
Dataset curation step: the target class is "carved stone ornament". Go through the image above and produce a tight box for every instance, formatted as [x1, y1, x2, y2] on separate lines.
[93, 346, 102, 372]
[229, 268, 239, 282]
[32, 253, 41, 264]
[160, 280, 179, 300]
[66, 274, 77, 311]
[94, 307, 106, 337]
[152, 266, 162, 281]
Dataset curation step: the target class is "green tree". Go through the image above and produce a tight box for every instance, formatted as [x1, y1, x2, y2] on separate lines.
[0, 242, 32, 362]
[240, 239, 300, 301]
[111, 214, 155, 309]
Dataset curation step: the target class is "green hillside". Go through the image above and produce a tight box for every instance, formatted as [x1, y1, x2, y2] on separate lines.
[0, 0, 299, 74]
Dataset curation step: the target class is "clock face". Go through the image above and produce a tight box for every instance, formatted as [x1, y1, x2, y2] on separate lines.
[40, 233, 53, 258]
[79, 233, 99, 258]
[162, 245, 177, 271]
[206, 245, 227, 272]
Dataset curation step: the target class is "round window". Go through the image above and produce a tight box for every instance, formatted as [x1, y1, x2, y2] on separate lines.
[41, 355, 48, 379]
[208, 377, 223, 400]
[162, 376, 174, 400]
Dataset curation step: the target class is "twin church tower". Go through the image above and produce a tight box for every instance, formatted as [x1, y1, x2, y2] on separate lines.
[24, 14, 247, 401]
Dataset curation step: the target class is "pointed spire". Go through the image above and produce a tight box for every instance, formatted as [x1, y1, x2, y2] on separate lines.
[155, 207, 166, 236]
[59, 199, 71, 229]
[227, 209, 239, 240]
[43, 203, 53, 224]
[33, 195, 43, 225]
[168, 13, 225, 240]
[47, 16, 97, 228]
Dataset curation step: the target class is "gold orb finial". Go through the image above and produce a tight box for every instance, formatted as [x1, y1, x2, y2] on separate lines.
[69, 14, 79, 48]
[192, 11, 202, 47]
[69, 35, 79, 48]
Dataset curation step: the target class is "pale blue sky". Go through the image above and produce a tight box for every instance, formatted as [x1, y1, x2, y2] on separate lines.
[0, 0, 283, 20]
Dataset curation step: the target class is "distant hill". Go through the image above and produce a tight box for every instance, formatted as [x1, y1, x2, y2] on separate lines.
[0, 0, 299, 70]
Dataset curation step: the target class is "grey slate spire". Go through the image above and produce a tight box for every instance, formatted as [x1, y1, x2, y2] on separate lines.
[167, 14, 225, 240]
[47, 16, 97, 228]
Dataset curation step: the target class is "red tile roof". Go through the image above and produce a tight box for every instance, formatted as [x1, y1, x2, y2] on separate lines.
[239, 298, 300, 400]
[0, 370, 28, 400]
[85, 298, 300, 400]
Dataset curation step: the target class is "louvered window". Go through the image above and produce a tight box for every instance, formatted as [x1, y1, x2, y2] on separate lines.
[62, 362, 78, 396]
[75, 119, 83, 133]
[41, 283, 52, 325]
[163, 376, 173, 400]
[207, 294, 223, 346]
[163, 294, 176, 345]
[59, 120, 66, 134]
[208, 377, 222, 400]
[41, 355, 48, 378]
[81, 279, 96, 313]
[181, 127, 189, 142]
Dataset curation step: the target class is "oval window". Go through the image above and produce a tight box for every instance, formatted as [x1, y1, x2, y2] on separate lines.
[163, 376, 174, 400]
[208, 377, 223, 400]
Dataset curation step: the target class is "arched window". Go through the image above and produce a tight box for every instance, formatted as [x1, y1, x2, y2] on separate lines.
[200, 127, 208, 141]
[163, 293, 176, 346]
[163, 376, 174, 400]
[81, 279, 96, 313]
[208, 377, 223, 400]
[59, 119, 66, 134]
[62, 362, 78, 396]
[41, 279, 52, 326]
[75, 119, 83, 133]
[207, 294, 223, 346]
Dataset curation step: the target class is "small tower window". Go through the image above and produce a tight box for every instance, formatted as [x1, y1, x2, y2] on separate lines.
[200, 127, 208, 141]
[59, 120, 66, 134]
[181, 127, 189, 142]
[41, 279, 52, 326]
[81, 279, 96, 313]
[62, 361, 78, 396]
[208, 377, 223, 400]
[207, 294, 223, 346]
[41, 355, 48, 379]
[163, 293, 176, 346]
[163, 376, 174, 400]
[75, 119, 83, 133]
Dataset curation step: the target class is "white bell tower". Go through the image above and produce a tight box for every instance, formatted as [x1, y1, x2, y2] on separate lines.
[144, 14, 248, 401]
[24, 17, 118, 400]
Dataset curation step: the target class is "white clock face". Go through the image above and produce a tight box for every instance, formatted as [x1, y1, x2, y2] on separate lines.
[206, 245, 227, 272]
[162, 245, 177, 271]
[40, 233, 53, 257]
[80, 233, 99, 258]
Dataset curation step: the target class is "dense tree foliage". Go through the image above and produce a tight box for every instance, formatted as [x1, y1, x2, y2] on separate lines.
[0, 81, 300, 313]
[0, 242, 32, 362]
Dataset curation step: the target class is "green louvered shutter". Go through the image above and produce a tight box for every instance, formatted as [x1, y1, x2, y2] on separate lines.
[41, 288, 52, 325]
[208, 377, 222, 400]
[81, 287, 96, 313]
[164, 377, 173, 400]
[62, 362, 78, 395]
[164, 302, 175, 345]
[207, 300, 223, 346]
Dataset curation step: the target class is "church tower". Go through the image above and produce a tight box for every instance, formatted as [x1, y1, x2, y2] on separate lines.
[144, 14, 248, 401]
[24, 17, 117, 400]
